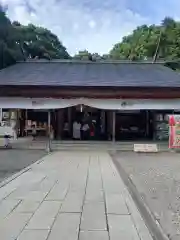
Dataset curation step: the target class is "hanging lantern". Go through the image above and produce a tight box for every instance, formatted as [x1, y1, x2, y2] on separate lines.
[80, 104, 83, 112]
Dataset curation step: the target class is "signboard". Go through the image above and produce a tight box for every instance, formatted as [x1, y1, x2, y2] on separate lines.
[0, 126, 13, 137]
[169, 115, 180, 148]
[134, 144, 158, 153]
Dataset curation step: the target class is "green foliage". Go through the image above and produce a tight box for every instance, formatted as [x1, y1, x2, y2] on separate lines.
[109, 17, 180, 64]
[73, 50, 92, 60]
[73, 50, 103, 61]
[1, 4, 180, 72]
[0, 8, 70, 69]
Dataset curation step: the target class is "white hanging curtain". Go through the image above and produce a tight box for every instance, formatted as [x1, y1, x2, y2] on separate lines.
[84, 99, 180, 110]
[0, 97, 180, 110]
[0, 98, 79, 109]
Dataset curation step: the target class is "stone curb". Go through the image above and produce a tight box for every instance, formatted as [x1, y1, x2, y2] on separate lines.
[9, 146, 172, 152]
[0, 152, 51, 189]
[111, 153, 169, 240]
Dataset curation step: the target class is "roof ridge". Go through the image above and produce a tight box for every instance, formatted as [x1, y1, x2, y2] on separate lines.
[17, 59, 165, 64]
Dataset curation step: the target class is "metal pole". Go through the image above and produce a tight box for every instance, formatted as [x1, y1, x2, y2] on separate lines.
[46, 110, 51, 153]
[112, 111, 116, 142]
[152, 30, 162, 63]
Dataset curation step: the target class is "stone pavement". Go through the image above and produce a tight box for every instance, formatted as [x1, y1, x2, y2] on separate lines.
[115, 152, 180, 240]
[0, 151, 153, 240]
[3, 137, 170, 152]
[0, 137, 31, 147]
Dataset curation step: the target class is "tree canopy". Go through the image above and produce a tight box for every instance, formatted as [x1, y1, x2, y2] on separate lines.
[0, 8, 70, 69]
[109, 17, 180, 63]
[1, 6, 180, 71]
[73, 17, 180, 69]
[73, 50, 103, 61]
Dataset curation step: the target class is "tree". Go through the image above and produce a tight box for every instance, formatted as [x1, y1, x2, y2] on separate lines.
[0, 8, 18, 69]
[13, 23, 70, 60]
[109, 17, 180, 63]
[0, 8, 70, 69]
[73, 50, 92, 60]
[73, 50, 103, 61]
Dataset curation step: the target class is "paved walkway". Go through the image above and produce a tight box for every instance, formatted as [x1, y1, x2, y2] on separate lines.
[0, 151, 153, 240]
[2, 137, 169, 152]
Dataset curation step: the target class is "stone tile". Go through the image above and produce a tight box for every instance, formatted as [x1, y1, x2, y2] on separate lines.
[86, 182, 103, 191]
[0, 186, 17, 201]
[0, 199, 21, 220]
[33, 200, 62, 218]
[105, 193, 129, 215]
[8, 189, 49, 201]
[102, 181, 122, 194]
[48, 213, 81, 240]
[85, 189, 104, 203]
[30, 179, 56, 192]
[108, 214, 140, 240]
[27, 216, 54, 230]
[125, 194, 153, 240]
[81, 203, 107, 231]
[15, 200, 41, 213]
[79, 231, 109, 240]
[0, 151, 154, 240]
[26, 201, 62, 229]
[7, 188, 29, 199]
[17, 229, 49, 240]
[69, 183, 87, 192]
[45, 183, 68, 201]
[60, 192, 84, 213]
[0, 212, 32, 240]
[20, 191, 49, 201]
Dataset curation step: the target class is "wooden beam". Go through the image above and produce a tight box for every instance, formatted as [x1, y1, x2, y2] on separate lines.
[1, 86, 180, 99]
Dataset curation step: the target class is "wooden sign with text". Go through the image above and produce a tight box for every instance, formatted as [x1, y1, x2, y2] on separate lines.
[134, 144, 158, 153]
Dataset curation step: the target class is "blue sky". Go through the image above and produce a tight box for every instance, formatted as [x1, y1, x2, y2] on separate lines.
[1, 0, 180, 55]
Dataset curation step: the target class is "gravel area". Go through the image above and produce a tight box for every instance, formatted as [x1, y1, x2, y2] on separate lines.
[115, 152, 180, 240]
[0, 149, 46, 182]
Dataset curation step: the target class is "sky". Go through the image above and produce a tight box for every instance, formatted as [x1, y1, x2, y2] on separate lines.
[1, 0, 180, 56]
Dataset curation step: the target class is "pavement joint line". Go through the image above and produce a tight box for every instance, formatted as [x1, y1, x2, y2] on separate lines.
[98, 155, 111, 240]
[0, 152, 50, 189]
[111, 154, 170, 240]
[124, 187, 144, 240]
[77, 155, 90, 239]
[1, 199, 22, 221]
[43, 193, 65, 240]
[15, 175, 58, 239]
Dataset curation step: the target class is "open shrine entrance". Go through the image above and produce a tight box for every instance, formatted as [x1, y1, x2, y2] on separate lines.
[52, 106, 152, 141]
[53, 105, 109, 140]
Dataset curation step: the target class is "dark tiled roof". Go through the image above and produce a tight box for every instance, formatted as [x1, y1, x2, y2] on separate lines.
[0, 60, 180, 87]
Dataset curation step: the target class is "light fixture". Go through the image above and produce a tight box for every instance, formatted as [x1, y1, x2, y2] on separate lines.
[80, 104, 83, 112]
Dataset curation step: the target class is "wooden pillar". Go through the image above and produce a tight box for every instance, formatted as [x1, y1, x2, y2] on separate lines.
[146, 110, 149, 138]
[101, 110, 105, 134]
[0, 108, 2, 123]
[68, 107, 72, 134]
[112, 111, 116, 142]
[46, 110, 51, 152]
[107, 111, 112, 140]
[25, 109, 28, 136]
[57, 109, 64, 139]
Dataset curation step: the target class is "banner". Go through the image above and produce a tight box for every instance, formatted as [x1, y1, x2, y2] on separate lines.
[169, 115, 180, 148]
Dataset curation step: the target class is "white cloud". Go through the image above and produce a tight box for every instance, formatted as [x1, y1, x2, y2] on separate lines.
[73, 23, 79, 31]
[1, 0, 179, 55]
[88, 20, 96, 29]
